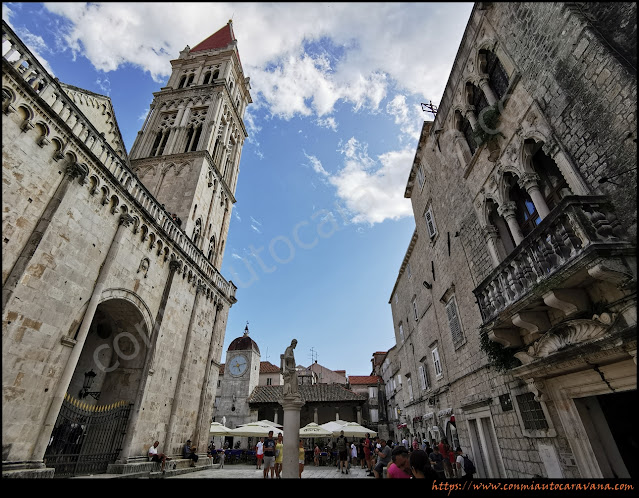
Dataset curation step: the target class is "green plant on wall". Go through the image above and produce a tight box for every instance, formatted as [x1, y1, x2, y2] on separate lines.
[473, 104, 502, 147]
[479, 328, 520, 372]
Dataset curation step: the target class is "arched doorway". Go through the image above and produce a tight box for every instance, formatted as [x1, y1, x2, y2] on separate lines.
[44, 297, 150, 476]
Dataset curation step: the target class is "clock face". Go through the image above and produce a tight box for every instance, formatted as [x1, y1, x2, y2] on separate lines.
[229, 354, 248, 376]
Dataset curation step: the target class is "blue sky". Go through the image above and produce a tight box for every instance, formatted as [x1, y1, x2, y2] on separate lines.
[3, 2, 473, 374]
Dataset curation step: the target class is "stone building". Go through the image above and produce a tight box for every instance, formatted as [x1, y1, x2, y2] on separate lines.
[387, 3, 636, 479]
[2, 20, 251, 477]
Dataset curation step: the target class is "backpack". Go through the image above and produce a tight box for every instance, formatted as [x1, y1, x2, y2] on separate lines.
[462, 455, 476, 475]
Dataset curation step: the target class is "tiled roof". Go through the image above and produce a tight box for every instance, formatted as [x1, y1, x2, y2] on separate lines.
[247, 384, 366, 404]
[191, 22, 235, 52]
[349, 375, 381, 385]
[260, 361, 280, 374]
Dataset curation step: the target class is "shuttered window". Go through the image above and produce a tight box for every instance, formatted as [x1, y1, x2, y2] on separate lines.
[419, 364, 430, 391]
[445, 296, 464, 345]
[432, 348, 443, 378]
[425, 207, 437, 238]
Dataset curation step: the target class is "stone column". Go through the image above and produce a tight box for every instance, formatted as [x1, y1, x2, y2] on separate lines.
[357, 406, 362, 425]
[313, 407, 318, 424]
[193, 301, 224, 452]
[518, 172, 551, 219]
[273, 411, 279, 425]
[31, 213, 134, 462]
[482, 225, 503, 267]
[280, 396, 305, 478]
[497, 201, 524, 246]
[464, 106, 478, 130]
[165, 283, 205, 454]
[478, 77, 498, 106]
[116, 258, 181, 463]
[2, 162, 86, 313]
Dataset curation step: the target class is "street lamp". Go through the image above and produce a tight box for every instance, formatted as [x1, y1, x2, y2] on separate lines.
[79, 369, 101, 400]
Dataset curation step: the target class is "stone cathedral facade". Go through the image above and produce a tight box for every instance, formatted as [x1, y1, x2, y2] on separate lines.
[2, 20, 251, 477]
[385, 3, 636, 479]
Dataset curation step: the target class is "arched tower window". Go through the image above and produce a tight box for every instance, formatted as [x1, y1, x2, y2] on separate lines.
[178, 75, 187, 89]
[479, 49, 510, 101]
[151, 131, 163, 156]
[190, 125, 202, 152]
[466, 82, 489, 116]
[203, 72, 212, 85]
[187, 74, 194, 87]
[157, 130, 170, 156]
[184, 126, 195, 153]
[212, 70, 220, 80]
[506, 173, 541, 238]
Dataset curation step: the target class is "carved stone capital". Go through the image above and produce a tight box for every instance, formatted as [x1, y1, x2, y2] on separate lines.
[119, 213, 134, 227]
[517, 172, 541, 192]
[497, 201, 517, 218]
[482, 225, 500, 240]
[65, 162, 86, 181]
[169, 259, 181, 272]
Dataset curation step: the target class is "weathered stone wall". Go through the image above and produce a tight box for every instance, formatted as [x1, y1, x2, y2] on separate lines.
[2, 30, 237, 467]
[487, 2, 637, 243]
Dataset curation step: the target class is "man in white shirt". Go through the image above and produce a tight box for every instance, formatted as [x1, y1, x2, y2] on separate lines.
[148, 440, 171, 473]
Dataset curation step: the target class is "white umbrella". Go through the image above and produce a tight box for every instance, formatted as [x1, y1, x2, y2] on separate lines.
[331, 421, 377, 438]
[229, 422, 283, 437]
[209, 422, 232, 436]
[256, 419, 283, 429]
[319, 420, 349, 434]
[299, 423, 333, 437]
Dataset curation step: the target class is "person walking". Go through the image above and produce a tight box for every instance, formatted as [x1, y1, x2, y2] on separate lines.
[298, 440, 306, 478]
[364, 434, 373, 475]
[373, 439, 392, 478]
[256, 437, 264, 469]
[262, 430, 276, 478]
[313, 443, 321, 466]
[274, 432, 284, 478]
[336, 430, 348, 474]
[350, 440, 358, 469]
[455, 447, 476, 480]
[439, 438, 454, 478]
[429, 445, 446, 480]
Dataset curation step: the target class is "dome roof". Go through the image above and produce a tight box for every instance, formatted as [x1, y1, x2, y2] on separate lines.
[228, 335, 260, 354]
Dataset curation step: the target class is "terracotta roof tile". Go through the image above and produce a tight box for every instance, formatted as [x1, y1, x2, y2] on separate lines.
[348, 376, 382, 385]
[190, 21, 243, 70]
[260, 361, 280, 374]
[247, 384, 366, 404]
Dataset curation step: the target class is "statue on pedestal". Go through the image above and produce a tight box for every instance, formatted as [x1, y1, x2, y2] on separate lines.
[281, 339, 300, 398]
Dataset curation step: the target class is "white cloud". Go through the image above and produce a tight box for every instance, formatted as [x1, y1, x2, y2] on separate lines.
[328, 138, 414, 225]
[40, 2, 473, 114]
[303, 151, 329, 177]
[250, 224, 262, 234]
[316, 116, 338, 132]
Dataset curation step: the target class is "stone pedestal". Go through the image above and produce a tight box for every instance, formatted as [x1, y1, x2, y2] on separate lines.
[280, 395, 304, 479]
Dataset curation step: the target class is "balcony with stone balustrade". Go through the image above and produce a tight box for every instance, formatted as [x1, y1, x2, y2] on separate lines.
[473, 196, 636, 349]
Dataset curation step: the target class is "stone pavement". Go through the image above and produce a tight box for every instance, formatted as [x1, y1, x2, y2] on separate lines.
[168, 462, 374, 479]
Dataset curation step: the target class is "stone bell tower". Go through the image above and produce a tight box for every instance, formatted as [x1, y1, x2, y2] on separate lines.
[130, 20, 252, 269]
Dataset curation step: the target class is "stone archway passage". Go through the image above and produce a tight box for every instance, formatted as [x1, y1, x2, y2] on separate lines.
[44, 297, 150, 476]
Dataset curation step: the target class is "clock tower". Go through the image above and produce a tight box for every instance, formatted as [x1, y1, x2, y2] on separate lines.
[216, 324, 260, 430]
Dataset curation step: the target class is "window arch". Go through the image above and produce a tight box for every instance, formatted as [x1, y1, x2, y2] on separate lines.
[466, 81, 489, 116]
[525, 139, 573, 211]
[505, 172, 540, 238]
[178, 75, 187, 89]
[186, 74, 194, 87]
[455, 109, 476, 156]
[202, 71, 212, 85]
[212, 69, 220, 80]
[479, 49, 510, 101]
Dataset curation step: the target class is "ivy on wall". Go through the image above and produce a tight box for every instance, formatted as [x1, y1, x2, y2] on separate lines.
[479, 328, 521, 372]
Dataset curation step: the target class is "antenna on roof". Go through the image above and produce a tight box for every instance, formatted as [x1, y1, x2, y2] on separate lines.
[309, 347, 318, 365]
[421, 100, 438, 117]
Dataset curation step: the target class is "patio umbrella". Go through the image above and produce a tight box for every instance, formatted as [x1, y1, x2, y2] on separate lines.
[209, 422, 232, 436]
[331, 421, 377, 438]
[299, 423, 333, 437]
[257, 419, 283, 429]
[229, 422, 283, 437]
[319, 420, 349, 434]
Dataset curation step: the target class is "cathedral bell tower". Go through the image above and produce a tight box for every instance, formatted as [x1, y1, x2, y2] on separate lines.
[130, 20, 252, 269]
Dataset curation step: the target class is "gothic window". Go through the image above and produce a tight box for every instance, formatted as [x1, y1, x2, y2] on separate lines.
[190, 125, 202, 151]
[212, 70, 220, 80]
[178, 75, 187, 89]
[184, 127, 194, 153]
[507, 174, 541, 237]
[467, 82, 489, 116]
[527, 140, 572, 210]
[151, 131, 163, 156]
[488, 199, 515, 255]
[479, 49, 510, 101]
[456, 110, 476, 156]
[187, 74, 194, 87]
[229, 81, 234, 91]
[203, 71, 212, 85]
[157, 130, 170, 155]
